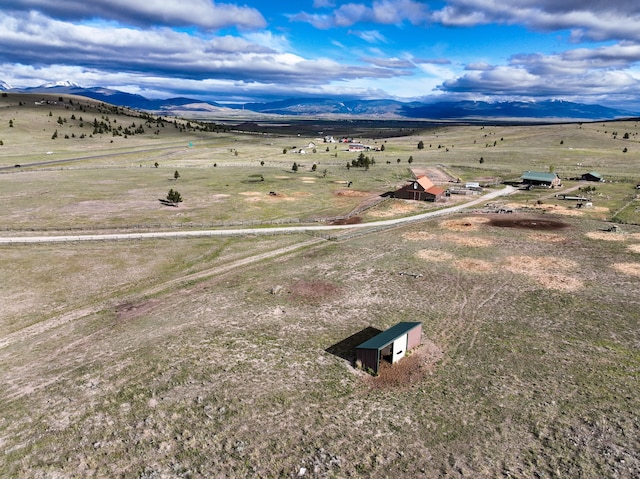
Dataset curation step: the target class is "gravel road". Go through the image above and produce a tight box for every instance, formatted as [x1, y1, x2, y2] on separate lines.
[0, 186, 515, 244]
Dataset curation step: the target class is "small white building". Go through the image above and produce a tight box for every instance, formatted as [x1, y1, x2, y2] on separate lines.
[348, 143, 367, 152]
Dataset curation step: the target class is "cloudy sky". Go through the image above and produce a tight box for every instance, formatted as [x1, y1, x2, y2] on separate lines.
[1, 0, 640, 107]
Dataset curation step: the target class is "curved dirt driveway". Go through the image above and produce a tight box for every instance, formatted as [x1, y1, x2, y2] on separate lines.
[0, 187, 514, 350]
[0, 186, 515, 244]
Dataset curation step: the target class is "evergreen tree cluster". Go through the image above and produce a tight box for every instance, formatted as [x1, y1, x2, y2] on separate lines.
[167, 189, 182, 204]
[350, 152, 375, 169]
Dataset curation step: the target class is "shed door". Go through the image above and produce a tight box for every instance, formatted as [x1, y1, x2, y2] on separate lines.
[391, 334, 408, 364]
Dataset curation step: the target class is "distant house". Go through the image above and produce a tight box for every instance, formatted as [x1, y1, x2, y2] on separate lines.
[307, 141, 316, 149]
[581, 171, 604, 182]
[356, 322, 422, 374]
[521, 171, 562, 188]
[393, 176, 445, 202]
[348, 143, 367, 152]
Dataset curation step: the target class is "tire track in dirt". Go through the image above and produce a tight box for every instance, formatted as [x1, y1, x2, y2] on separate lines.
[0, 188, 517, 352]
[436, 276, 513, 365]
[0, 238, 326, 351]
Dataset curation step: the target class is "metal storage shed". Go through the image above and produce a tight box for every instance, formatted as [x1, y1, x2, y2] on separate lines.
[356, 322, 422, 374]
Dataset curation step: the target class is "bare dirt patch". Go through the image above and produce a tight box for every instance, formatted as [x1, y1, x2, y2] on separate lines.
[115, 299, 163, 322]
[416, 249, 454, 262]
[367, 340, 443, 390]
[442, 234, 494, 248]
[440, 216, 490, 231]
[488, 215, 570, 230]
[628, 244, 640, 254]
[528, 232, 567, 243]
[334, 189, 370, 197]
[585, 231, 627, 241]
[288, 280, 341, 303]
[370, 201, 422, 218]
[330, 216, 362, 225]
[527, 204, 610, 217]
[239, 191, 262, 196]
[611, 262, 640, 277]
[503, 256, 582, 291]
[504, 256, 577, 274]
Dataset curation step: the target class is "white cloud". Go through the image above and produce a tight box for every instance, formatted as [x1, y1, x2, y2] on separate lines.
[292, 0, 430, 28]
[242, 31, 291, 52]
[350, 30, 388, 43]
[313, 0, 335, 8]
[433, 0, 640, 42]
[362, 57, 415, 68]
[0, 0, 267, 30]
[0, 11, 403, 89]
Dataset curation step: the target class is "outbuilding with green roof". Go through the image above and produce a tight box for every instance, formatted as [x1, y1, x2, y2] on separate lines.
[581, 172, 604, 182]
[521, 171, 562, 188]
[356, 322, 422, 374]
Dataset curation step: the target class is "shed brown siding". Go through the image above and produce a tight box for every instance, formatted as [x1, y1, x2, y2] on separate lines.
[407, 324, 422, 350]
[356, 348, 380, 373]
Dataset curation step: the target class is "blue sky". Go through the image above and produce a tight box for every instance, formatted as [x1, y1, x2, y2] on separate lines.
[1, 0, 639, 108]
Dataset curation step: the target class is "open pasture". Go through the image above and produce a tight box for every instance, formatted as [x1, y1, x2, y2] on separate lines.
[1, 213, 639, 477]
[1, 95, 639, 477]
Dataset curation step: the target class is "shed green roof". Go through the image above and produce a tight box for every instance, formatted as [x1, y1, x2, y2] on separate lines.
[585, 171, 603, 179]
[521, 171, 558, 182]
[356, 322, 422, 351]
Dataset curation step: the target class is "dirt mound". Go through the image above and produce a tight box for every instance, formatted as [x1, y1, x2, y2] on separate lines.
[330, 216, 362, 225]
[289, 280, 341, 303]
[367, 340, 443, 390]
[488, 215, 569, 230]
[115, 299, 163, 321]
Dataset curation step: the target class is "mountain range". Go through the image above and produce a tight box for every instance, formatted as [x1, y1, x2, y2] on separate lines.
[2, 81, 638, 121]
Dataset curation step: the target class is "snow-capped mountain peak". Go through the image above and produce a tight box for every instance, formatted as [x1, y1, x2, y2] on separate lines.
[0, 80, 12, 90]
[39, 80, 81, 88]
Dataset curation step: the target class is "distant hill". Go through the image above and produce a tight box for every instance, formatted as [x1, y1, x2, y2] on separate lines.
[399, 100, 635, 121]
[234, 98, 636, 120]
[1, 81, 637, 121]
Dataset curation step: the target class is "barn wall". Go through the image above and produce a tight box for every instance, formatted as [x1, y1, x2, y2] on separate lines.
[356, 348, 379, 373]
[407, 324, 422, 350]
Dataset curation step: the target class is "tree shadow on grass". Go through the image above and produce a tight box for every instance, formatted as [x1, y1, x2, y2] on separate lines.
[325, 327, 382, 364]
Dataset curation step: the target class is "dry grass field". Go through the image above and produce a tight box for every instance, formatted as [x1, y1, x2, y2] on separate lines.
[1, 94, 639, 477]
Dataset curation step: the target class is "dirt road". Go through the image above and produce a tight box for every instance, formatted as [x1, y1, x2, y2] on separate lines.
[0, 186, 516, 244]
